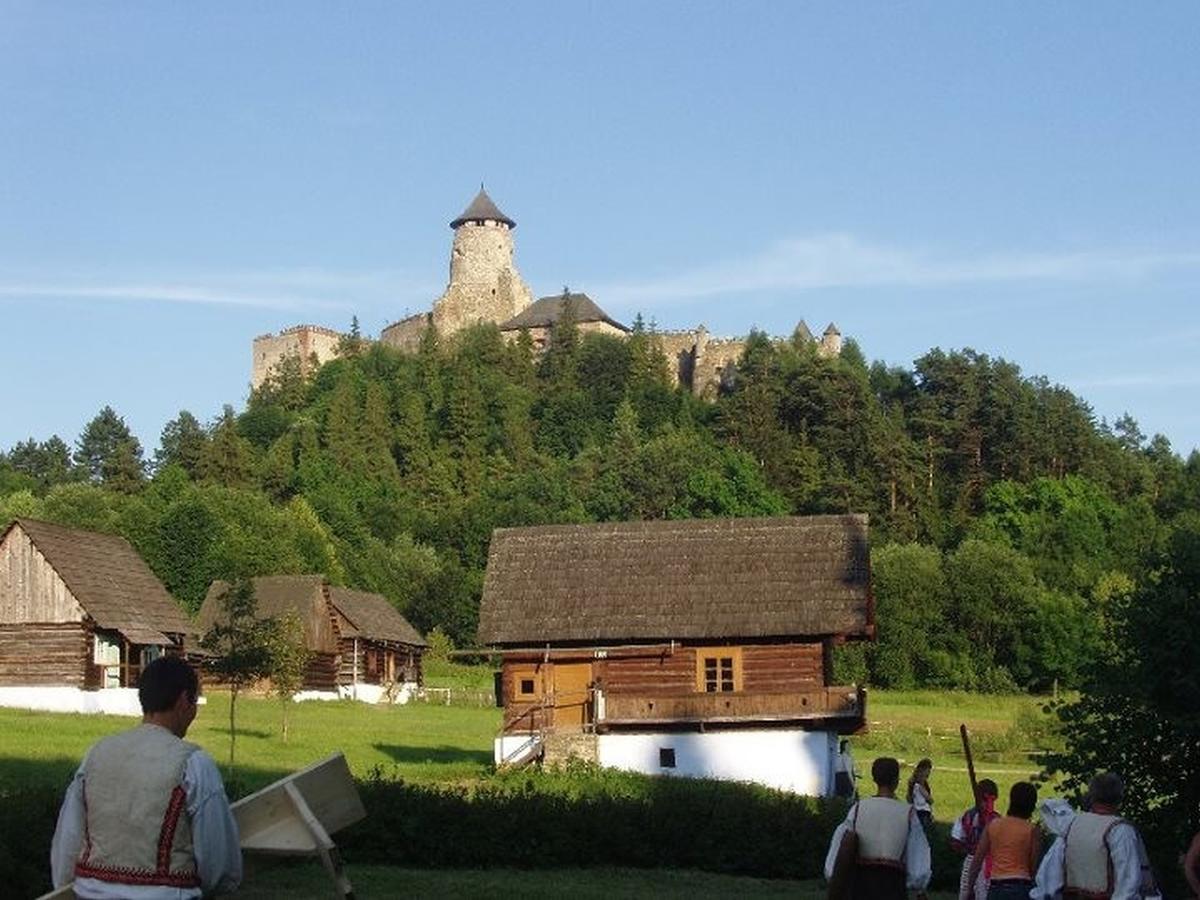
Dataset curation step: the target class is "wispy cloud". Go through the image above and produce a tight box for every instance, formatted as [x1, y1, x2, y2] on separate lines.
[0, 267, 440, 313]
[594, 233, 1200, 306]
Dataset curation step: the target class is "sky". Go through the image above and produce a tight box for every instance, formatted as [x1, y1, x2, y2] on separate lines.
[3, 3, 1199, 456]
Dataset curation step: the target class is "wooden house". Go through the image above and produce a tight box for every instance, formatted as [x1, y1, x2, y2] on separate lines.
[0, 518, 192, 694]
[197, 576, 426, 699]
[477, 514, 873, 795]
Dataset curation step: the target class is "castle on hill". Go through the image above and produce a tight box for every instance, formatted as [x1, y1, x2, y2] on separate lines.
[251, 188, 843, 395]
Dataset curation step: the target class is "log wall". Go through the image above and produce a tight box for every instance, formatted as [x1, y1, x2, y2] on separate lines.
[304, 652, 340, 691]
[741, 643, 824, 692]
[0, 622, 89, 686]
[0, 525, 85, 623]
[497, 641, 830, 731]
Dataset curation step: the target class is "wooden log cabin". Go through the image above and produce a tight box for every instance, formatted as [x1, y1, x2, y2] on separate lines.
[197, 576, 426, 698]
[0, 518, 192, 699]
[477, 514, 873, 796]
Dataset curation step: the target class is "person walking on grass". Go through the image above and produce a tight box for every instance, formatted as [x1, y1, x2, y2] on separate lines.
[966, 781, 1041, 900]
[835, 739, 859, 801]
[1031, 771, 1158, 900]
[825, 756, 932, 900]
[951, 778, 1000, 900]
[50, 655, 242, 898]
[908, 758, 934, 830]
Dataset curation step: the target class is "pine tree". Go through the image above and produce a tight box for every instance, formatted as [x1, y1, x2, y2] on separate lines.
[361, 381, 400, 482]
[75, 406, 144, 484]
[324, 378, 366, 475]
[155, 410, 208, 476]
[446, 366, 487, 491]
[199, 406, 256, 488]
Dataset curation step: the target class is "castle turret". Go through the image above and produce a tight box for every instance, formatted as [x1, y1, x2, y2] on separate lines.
[819, 322, 843, 357]
[429, 187, 533, 338]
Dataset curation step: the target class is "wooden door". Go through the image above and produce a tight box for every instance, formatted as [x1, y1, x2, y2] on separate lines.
[552, 662, 592, 730]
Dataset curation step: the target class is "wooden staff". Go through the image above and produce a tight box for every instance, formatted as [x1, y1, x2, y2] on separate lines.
[960, 723, 979, 804]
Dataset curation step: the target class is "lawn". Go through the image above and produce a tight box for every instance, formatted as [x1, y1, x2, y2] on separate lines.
[240, 860, 961, 898]
[0, 679, 1059, 897]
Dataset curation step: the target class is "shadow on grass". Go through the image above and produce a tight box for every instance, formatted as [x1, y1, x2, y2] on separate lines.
[373, 743, 493, 767]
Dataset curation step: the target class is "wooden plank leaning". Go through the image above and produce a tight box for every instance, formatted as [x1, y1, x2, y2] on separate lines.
[37, 751, 366, 900]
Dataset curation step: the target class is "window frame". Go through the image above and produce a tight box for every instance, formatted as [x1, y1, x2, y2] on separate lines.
[510, 664, 543, 702]
[694, 646, 743, 693]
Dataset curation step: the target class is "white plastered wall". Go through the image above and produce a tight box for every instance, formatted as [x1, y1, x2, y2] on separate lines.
[597, 728, 837, 796]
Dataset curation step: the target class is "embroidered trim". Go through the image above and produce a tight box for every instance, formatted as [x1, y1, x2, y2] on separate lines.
[75, 861, 200, 888]
[857, 857, 906, 871]
[158, 784, 188, 873]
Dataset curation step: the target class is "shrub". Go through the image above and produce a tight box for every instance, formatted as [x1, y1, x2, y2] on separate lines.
[342, 763, 847, 879]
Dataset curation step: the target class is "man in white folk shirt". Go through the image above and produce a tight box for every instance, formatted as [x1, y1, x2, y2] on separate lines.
[50, 654, 242, 898]
[825, 756, 932, 900]
[1031, 771, 1159, 900]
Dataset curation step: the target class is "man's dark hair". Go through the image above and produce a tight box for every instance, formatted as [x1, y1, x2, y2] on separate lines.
[978, 778, 999, 799]
[1008, 781, 1038, 818]
[1088, 772, 1124, 808]
[139, 655, 198, 713]
[871, 756, 900, 789]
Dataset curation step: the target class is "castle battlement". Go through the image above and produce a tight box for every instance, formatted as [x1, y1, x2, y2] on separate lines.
[249, 189, 845, 397]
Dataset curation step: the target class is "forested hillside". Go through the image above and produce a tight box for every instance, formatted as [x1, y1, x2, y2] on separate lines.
[4, 316, 1197, 694]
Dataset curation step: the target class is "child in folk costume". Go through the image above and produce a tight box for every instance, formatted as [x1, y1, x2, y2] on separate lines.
[951, 778, 1000, 900]
[825, 756, 932, 900]
[908, 758, 934, 830]
[966, 781, 1041, 900]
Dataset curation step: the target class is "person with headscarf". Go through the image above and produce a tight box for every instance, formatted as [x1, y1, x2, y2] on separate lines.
[950, 778, 999, 900]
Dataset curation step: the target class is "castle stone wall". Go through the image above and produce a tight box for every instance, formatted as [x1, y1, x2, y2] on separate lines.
[433, 221, 533, 337]
[657, 331, 701, 389]
[503, 319, 628, 352]
[251, 325, 343, 391]
[380, 313, 431, 353]
[693, 338, 747, 399]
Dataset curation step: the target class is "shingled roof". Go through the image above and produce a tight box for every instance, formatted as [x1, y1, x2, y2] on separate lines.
[5, 518, 191, 644]
[197, 575, 338, 654]
[499, 292, 629, 333]
[328, 587, 427, 647]
[450, 187, 516, 229]
[477, 514, 871, 645]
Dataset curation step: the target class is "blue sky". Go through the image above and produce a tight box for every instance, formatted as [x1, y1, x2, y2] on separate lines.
[3, 3, 1199, 455]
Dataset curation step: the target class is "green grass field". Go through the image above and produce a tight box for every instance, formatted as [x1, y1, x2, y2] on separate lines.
[239, 860, 961, 898]
[0, 677, 1057, 896]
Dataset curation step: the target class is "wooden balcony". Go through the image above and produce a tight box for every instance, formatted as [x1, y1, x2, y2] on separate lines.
[597, 685, 864, 729]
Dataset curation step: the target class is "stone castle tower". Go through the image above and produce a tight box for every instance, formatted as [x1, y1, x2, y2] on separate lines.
[251, 187, 845, 395]
[380, 188, 533, 352]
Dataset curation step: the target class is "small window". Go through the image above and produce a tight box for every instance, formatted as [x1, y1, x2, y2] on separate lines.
[659, 748, 676, 769]
[696, 647, 742, 693]
[93, 632, 120, 666]
[520, 678, 535, 695]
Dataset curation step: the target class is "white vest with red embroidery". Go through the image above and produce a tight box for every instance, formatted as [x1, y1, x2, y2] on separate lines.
[855, 796, 912, 868]
[77, 723, 200, 888]
[1064, 811, 1122, 897]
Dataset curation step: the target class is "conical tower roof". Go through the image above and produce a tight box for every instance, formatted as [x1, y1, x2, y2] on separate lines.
[450, 187, 516, 229]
